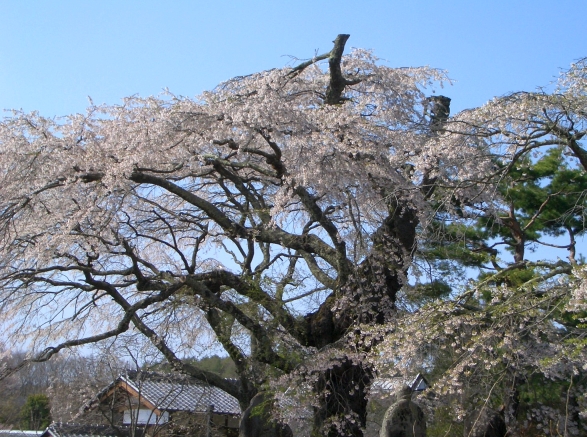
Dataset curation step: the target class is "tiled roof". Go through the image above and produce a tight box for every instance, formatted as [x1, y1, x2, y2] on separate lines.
[371, 373, 429, 394]
[41, 424, 139, 437]
[0, 431, 43, 437]
[100, 371, 240, 416]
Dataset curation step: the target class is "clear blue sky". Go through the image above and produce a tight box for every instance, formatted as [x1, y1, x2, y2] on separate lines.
[1, 0, 585, 117]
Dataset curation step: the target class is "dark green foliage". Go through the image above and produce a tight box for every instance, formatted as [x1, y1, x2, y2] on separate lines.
[416, 280, 452, 300]
[519, 374, 568, 408]
[20, 394, 51, 430]
[502, 148, 587, 237]
[420, 147, 587, 278]
[403, 280, 453, 306]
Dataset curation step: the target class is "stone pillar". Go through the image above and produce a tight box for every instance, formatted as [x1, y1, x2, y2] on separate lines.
[379, 387, 426, 437]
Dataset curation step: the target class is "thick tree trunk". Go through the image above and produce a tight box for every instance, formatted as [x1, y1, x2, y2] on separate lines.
[307, 206, 418, 436]
[311, 358, 372, 437]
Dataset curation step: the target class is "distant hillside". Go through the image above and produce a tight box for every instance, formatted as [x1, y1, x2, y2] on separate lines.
[150, 355, 238, 379]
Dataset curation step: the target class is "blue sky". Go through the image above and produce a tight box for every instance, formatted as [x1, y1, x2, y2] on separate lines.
[1, 0, 585, 118]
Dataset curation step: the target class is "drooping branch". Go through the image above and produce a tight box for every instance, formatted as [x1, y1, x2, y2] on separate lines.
[0, 320, 131, 381]
[196, 269, 308, 343]
[208, 159, 271, 223]
[130, 172, 241, 235]
[205, 309, 246, 373]
[298, 250, 337, 290]
[183, 276, 293, 372]
[293, 185, 349, 275]
[287, 53, 331, 79]
[0, 266, 187, 381]
[129, 171, 342, 267]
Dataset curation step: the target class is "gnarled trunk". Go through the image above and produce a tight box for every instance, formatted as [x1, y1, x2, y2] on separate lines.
[307, 206, 418, 436]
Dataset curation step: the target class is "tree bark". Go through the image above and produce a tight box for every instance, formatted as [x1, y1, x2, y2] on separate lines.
[307, 207, 418, 436]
